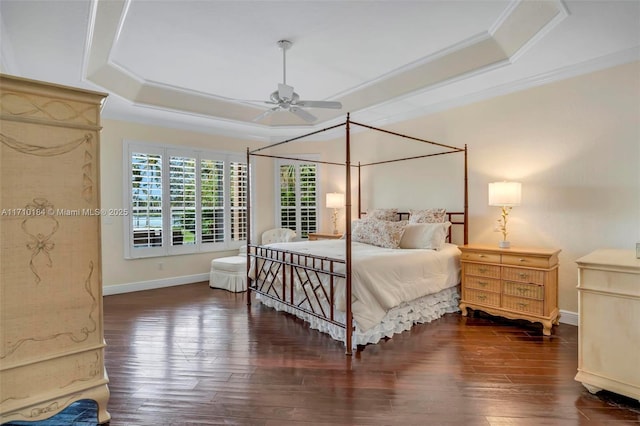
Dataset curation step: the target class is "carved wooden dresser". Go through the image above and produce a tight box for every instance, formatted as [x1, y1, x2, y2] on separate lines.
[0, 75, 110, 423]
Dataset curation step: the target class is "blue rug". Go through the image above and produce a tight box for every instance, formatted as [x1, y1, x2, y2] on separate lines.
[2, 400, 100, 426]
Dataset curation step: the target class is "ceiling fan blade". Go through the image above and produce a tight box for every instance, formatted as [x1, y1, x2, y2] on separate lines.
[296, 100, 342, 109]
[289, 106, 317, 123]
[252, 107, 279, 122]
[278, 83, 295, 101]
[237, 99, 278, 106]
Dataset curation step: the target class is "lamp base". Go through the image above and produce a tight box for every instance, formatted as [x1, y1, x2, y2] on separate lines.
[499, 240, 511, 249]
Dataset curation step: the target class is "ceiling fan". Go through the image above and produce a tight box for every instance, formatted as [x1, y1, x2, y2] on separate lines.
[252, 40, 342, 123]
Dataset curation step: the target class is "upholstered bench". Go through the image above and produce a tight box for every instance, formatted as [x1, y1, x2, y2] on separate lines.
[209, 255, 247, 292]
[209, 228, 296, 293]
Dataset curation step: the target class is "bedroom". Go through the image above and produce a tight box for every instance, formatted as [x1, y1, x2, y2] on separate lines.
[1, 0, 639, 424]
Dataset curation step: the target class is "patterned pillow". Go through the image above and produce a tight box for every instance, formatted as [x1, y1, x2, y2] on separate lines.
[366, 208, 399, 221]
[408, 208, 447, 224]
[352, 218, 407, 249]
[399, 222, 451, 250]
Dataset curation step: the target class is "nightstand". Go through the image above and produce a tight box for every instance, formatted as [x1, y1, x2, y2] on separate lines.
[308, 232, 343, 241]
[458, 244, 561, 335]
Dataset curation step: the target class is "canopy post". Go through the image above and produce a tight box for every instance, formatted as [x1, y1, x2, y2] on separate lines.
[345, 113, 353, 355]
[246, 147, 252, 305]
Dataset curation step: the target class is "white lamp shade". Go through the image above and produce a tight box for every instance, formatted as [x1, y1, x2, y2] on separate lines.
[326, 192, 345, 209]
[488, 182, 521, 207]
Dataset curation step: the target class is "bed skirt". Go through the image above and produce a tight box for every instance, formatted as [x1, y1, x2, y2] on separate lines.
[256, 285, 460, 348]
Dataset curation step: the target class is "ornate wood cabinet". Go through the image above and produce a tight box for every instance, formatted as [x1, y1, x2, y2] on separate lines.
[458, 244, 561, 335]
[0, 75, 110, 423]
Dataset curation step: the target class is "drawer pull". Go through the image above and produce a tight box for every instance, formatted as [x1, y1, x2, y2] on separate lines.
[478, 267, 488, 273]
[518, 272, 529, 279]
[478, 281, 489, 287]
[478, 254, 486, 258]
[477, 295, 487, 301]
[519, 258, 526, 262]
[516, 287, 528, 295]
[517, 302, 529, 308]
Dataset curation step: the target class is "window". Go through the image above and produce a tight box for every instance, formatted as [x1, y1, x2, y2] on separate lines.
[276, 159, 318, 238]
[126, 142, 248, 258]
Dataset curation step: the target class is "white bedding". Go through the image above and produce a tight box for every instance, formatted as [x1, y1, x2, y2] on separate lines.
[250, 240, 461, 332]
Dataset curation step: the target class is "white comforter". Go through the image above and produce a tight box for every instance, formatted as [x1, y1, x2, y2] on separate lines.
[251, 240, 460, 331]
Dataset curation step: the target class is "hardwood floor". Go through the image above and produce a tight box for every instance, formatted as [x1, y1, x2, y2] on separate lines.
[98, 282, 640, 425]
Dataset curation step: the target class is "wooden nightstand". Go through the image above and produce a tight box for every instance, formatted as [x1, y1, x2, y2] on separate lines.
[308, 232, 343, 241]
[458, 244, 561, 335]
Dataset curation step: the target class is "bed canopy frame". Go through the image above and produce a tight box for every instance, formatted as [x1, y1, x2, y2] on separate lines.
[245, 113, 468, 354]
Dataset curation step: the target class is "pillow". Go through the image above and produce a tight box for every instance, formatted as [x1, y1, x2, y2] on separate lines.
[408, 208, 447, 224]
[366, 208, 399, 222]
[399, 222, 451, 250]
[352, 218, 407, 249]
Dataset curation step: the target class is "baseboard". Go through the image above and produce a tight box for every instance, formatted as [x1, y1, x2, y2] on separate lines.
[559, 309, 578, 326]
[103, 273, 209, 296]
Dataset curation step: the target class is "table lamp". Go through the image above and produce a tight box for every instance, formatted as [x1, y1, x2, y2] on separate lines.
[488, 181, 521, 249]
[326, 192, 345, 235]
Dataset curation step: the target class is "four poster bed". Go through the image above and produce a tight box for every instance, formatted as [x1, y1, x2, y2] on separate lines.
[246, 114, 468, 355]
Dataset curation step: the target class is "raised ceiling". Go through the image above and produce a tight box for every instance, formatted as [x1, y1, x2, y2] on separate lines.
[1, 0, 639, 141]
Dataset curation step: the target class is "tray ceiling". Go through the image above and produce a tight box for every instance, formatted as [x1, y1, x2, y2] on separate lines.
[1, 0, 639, 141]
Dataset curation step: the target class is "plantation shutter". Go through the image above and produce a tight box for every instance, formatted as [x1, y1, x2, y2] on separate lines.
[169, 156, 197, 246]
[131, 152, 163, 248]
[230, 161, 248, 242]
[201, 159, 225, 243]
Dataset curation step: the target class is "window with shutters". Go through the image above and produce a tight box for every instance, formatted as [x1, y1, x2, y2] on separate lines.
[125, 141, 248, 258]
[276, 158, 318, 238]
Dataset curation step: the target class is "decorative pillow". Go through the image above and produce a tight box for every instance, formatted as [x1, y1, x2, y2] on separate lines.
[366, 208, 399, 221]
[399, 222, 451, 250]
[408, 208, 447, 224]
[352, 218, 407, 249]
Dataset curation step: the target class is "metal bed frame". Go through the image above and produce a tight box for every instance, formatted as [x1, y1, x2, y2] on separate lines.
[246, 113, 468, 355]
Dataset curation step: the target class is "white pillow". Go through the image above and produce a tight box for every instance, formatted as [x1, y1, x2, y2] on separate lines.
[399, 222, 451, 250]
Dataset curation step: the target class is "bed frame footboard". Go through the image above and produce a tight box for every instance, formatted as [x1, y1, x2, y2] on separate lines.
[247, 244, 353, 352]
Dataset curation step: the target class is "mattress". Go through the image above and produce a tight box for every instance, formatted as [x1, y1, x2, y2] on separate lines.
[250, 240, 461, 332]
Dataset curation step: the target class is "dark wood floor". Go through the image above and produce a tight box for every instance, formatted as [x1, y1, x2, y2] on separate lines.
[101, 282, 640, 425]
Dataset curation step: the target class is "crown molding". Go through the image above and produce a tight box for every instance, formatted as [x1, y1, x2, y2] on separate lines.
[373, 46, 640, 129]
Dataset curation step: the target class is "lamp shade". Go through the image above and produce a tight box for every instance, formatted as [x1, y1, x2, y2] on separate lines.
[326, 192, 345, 209]
[488, 182, 521, 207]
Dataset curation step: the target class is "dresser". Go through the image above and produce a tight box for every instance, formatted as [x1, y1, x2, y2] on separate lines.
[575, 249, 640, 401]
[0, 75, 110, 423]
[459, 244, 561, 335]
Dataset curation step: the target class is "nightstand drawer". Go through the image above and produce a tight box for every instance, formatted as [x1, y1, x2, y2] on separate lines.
[463, 263, 500, 278]
[502, 254, 552, 268]
[502, 266, 545, 284]
[503, 295, 543, 315]
[503, 281, 544, 300]
[465, 276, 501, 293]
[465, 289, 500, 307]
[461, 251, 501, 264]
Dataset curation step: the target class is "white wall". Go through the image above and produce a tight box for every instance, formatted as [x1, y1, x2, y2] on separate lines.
[311, 61, 639, 313]
[100, 61, 639, 314]
[99, 120, 272, 291]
